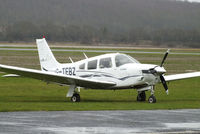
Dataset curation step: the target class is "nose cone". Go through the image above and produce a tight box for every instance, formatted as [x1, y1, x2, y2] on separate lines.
[154, 66, 166, 74]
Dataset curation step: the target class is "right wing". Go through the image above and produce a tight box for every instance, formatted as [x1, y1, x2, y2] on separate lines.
[0, 64, 116, 89]
[164, 72, 200, 82]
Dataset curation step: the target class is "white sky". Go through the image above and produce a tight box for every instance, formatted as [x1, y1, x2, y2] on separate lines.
[188, 0, 200, 2]
[180, 0, 200, 2]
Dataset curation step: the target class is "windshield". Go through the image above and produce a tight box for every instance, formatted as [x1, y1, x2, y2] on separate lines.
[115, 54, 139, 67]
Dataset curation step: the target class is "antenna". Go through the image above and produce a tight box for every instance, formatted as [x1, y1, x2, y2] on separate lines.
[69, 57, 74, 63]
[83, 53, 88, 59]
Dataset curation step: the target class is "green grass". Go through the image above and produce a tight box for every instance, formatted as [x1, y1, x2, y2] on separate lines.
[0, 48, 199, 111]
[0, 76, 200, 112]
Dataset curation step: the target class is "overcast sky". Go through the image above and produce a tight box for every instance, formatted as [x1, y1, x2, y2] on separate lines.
[180, 0, 200, 2]
[188, 0, 200, 2]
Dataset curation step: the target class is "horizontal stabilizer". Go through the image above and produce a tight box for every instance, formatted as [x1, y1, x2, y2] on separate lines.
[2, 74, 20, 77]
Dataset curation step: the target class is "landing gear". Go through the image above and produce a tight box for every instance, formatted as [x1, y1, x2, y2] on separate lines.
[137, 91, 146, 101]
[71, 93, 80, 102]
[148, 95, 156, 103]
[136, 86, 157, 103]
[66, 85, 81, 102]
[148, 86, 156, 103]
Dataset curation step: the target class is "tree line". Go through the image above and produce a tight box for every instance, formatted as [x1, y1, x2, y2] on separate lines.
[0, 21, 200, 48]
[1, 0, 200, 47]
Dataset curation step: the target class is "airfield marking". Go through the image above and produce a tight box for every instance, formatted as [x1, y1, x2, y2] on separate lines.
[0, 48, 200, 55]
[0, 44, 200, 51]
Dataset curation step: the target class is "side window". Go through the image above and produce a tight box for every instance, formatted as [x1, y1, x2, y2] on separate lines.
[88, 60, 97, 70]
[99, 57, 112, 69]
[79, 63, 85, 70]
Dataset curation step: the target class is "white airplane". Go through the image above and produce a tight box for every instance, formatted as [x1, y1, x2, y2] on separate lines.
[0, 38, 200, 103]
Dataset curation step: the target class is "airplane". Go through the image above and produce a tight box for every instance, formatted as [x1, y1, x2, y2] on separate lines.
[0, 38, 200, 103]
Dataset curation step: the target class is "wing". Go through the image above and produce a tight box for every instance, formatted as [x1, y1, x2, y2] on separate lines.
[164, 72, 200, 82]
[0, 64, 116, 89]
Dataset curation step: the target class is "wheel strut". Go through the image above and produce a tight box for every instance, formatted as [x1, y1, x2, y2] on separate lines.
[148, 86, 156, 103]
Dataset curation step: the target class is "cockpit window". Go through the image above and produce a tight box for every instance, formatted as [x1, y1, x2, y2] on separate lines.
[99, 57, 112, 69]
[115, 54, 138, 67]
[88, 60, 97, 70]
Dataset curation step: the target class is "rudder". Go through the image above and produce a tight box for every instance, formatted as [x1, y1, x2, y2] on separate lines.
[36, 38, 60, 71]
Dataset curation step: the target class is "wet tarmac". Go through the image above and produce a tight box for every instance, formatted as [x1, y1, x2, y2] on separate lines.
[0, 109, 200, 134]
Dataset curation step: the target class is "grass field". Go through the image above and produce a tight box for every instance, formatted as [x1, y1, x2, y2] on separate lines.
[0, 48, 199, 111]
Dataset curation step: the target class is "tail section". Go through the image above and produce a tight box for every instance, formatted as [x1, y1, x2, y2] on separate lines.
[36, 38, 60, 71]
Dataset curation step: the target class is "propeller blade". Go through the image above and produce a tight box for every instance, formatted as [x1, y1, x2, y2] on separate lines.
[160, 75, 169, 95]
[160, 49, 170, 67]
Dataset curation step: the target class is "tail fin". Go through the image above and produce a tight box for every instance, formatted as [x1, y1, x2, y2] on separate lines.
[36, 38, 60, 71]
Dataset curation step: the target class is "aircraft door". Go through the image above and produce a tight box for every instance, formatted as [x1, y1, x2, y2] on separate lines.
[114, 55, 130, 78]
[116, 66, 129, 78]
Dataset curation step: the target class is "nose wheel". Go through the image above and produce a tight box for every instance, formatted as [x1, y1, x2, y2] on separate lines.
[137, 86, 157, 103]
[148, 95, 156, 103]
[148, 86, 156, 103]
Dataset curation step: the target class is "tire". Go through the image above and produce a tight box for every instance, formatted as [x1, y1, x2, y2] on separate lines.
[137, 91, 146, 101]
[71, 93, 81, 102]
[148, 95, 156, 103]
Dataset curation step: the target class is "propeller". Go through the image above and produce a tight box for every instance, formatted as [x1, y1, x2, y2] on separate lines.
[160, 49, 170, 94]
[160, 49, 170, 67]
[148, 49, 170, 94]
[160, 75, 168, 95]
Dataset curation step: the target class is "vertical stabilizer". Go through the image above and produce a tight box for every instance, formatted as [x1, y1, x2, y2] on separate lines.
[36, 38, 60, 71]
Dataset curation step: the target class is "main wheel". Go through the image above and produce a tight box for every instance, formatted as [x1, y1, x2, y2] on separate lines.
[137, 91, 146, 101]
[71, 93, 81, 102]
[148, 95, 156, 103]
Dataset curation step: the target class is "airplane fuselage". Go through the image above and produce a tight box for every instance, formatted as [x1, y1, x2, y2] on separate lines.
[44, 53, 164, 90]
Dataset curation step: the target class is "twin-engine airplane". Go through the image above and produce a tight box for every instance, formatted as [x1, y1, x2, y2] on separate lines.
[0, 38, 200, 103]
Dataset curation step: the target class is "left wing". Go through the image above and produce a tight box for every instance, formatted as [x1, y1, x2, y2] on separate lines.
[164, 72, 200, 82]
[0, 64, 116, 89]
